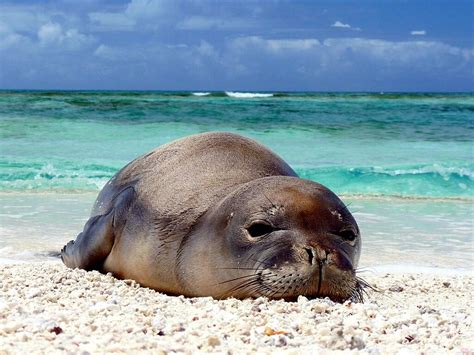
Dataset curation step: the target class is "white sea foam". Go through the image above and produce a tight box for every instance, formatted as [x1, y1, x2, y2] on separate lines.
[225, 91, 273, 98]
[192, 92, 210, 96]
[369, 164, 474, 179]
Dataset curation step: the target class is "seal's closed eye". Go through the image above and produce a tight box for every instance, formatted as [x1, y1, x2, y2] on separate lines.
[338, 230, 357, 241]
[247, 221, 274, 238]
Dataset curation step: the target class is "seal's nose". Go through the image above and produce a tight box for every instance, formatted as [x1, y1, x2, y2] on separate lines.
[304, 247, 314, 265]
[304, 246, 327, 266]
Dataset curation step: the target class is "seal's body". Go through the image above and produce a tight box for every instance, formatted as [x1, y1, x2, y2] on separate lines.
[62, 132, 363, 301]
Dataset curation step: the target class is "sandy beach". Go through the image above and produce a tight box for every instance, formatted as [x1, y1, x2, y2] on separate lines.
[1, 0, 473, 353]
[0, 262, 472, 354]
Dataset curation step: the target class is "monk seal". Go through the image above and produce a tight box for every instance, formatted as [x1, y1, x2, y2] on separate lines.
[62, 132, 365, 302]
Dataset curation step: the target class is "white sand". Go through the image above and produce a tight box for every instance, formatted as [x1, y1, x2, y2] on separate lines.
[0, 262, 472, 354]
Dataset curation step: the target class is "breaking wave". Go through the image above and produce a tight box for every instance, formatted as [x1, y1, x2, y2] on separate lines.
[296, 163, 473, 199]
[225, 92, 274, 98]
[1, 158, 471, 199]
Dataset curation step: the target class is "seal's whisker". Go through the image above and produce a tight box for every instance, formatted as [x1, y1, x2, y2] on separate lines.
[356, 275, 378, 292]
[261, 283, 278, 298]
[243, 276, 275, 296]
[350, 284, 364, 303]
[262, 191, 278, 210]
[349, 275, 379, 302]
[250, 254, 275, 272]
[277, 280, 294, 298]
[255, 279, 277, 298]
[340, 201, 353, 213]
[223, 277, 262, 296]
[217, 273, 259, 285]
[340, 201, 362, 216]
[248, 257, 278, 271]
[246, 255, 274, 268]
[252, 246, 283, 267]
[301, 278, 312, 296]
[244, 283, 269, 298]
[265, 275, 289, 299]
[355, 274, 407, 305]
[355, 267, 376, 274]
[254, 240, 289, 270]
[231, 281, 265, 298]
[216, 267, 270, 271]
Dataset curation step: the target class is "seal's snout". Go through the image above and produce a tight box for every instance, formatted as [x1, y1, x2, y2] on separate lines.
[303, 244, 352, 274]
[304, 247, 315, 265]
[304, 245, 327, 266]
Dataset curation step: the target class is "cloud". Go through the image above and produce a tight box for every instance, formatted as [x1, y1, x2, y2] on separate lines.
[267, 39, 320, 52]
[0, 4, 93, 52]
[0, 21, 30, 50]
[0, 31, 30, 50]
[232, 37, 320, 53]
[176, 16, 255, 30]
[0, 3, 84, 38]
[0, 4, 50, 33]
[332, 21, 351, 29]
[89, 0, 173, 31]
[37, 22, 94, 50]
[331, 20, 361, 31]
[82, 39, 226, 89]
[89, 12, 135, 31]
[1, 1, 471, 91]
[93, 44, 121, 60]
[229, 36, 473, 63]
[126, 0, 167, 19]
[226, 36, 473, 87]
[92, 40, 219, 68]
[38, 22, 63, 44]
[88, 0, 257, 32]
[195, 40, 217, 57]
[321, 38, 472, 67]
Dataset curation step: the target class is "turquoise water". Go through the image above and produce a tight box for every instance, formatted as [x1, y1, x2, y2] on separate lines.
[0, 91, 472, 270]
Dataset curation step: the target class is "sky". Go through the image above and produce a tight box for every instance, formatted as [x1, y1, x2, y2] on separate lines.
[0, 0, 472, 91]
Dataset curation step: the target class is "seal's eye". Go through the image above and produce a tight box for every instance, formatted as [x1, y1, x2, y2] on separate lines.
[247, 221, 274, 238]
[339, 230, 357, 241]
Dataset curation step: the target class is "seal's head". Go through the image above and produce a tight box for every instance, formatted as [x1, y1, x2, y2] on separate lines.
[178, 176, 364, 302]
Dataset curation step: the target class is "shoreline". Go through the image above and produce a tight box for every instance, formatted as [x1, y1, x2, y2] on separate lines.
[0, 262, 472, 354]
[1, 258, 472, 276]
[2, 192, 472, 272]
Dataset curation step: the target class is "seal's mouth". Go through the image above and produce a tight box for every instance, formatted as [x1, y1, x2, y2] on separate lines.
[218, 243, 373, 302]
[218, 247, 371, 302]
[257, 265, 359, 302]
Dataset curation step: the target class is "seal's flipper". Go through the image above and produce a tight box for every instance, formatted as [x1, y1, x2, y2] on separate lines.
[61, 187, 135, 271]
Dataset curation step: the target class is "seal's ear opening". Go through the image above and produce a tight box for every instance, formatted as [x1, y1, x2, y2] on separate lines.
[247, 221, 274, 238]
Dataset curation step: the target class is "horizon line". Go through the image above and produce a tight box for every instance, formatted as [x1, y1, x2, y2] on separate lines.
[0, 89, 472, 94]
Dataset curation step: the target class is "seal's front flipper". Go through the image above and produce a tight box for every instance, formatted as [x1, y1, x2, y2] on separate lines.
[61, 187, 135, 271]
[61, 210, 115, 270]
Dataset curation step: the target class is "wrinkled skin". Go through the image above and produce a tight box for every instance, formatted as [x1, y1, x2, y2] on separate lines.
[62, 132, 362, 302]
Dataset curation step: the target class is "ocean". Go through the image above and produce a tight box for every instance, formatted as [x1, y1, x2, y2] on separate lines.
[1, 91, 472, 272]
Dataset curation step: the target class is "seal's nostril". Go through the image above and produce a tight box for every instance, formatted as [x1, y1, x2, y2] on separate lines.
[305, 248, 314, 265]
